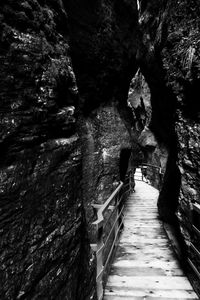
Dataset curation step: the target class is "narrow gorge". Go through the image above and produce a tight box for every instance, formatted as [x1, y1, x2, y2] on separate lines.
[0, 0, 200, 299]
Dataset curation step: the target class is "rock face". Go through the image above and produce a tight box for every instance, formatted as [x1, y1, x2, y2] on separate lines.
[80, 104, 132, 231]
[65, 0, 140, 232]
[138, 0, 200, 292]
[65, 0, 139, 113]
[128, 70, 168, 190]
[0, 1, 95, 299]
[1, 0, 200, 298]
[0, 0, 140, 299]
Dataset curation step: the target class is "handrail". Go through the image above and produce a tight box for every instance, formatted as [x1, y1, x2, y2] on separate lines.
[91, 172, 133, 300]
[139, 163, 160, 169]
[92, 181, 123, 229]
[91, 164, 164, 300]
[136, 163, 164, 189]
[188, 202, 200, 282]
[103, 205, 125, 270]
[139, 163, 164, 174]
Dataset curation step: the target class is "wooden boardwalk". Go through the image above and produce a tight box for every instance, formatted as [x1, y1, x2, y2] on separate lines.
[104, 179, 199, 299]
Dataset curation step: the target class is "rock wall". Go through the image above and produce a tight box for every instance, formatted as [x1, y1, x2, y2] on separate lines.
[80, 104, 132, 232]
[0, 0, 140, 299]
[0, 1, 95, 299]
[65, 0, 139, 113]
[65, 0, 140, 232]
[2, 0, 200, 297]
[139, 0, 200, 292]
[128, 70, 168, 190]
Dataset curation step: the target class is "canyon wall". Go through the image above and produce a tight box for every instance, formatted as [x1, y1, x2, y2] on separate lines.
[139, 0, 200, 291]
[0, 0, 139, 299]
[1, 0, 200, 298]
[65, 0, 140, 233]
[0, 1, 95, 299]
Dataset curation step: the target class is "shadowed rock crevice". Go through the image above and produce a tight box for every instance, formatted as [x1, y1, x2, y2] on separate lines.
[128, 65, 180, 222]
[136, 0, 180, 225]
[119, 148, 132, 182]
[65, 0, 141, 239]
[64, 0, 139, 114]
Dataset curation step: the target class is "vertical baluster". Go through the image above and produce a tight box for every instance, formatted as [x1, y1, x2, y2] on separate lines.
[91, 224, 104, 300]
[90, 183, 124, 299]
[114, 194, 119, 246]
[91, 205, 104, 300]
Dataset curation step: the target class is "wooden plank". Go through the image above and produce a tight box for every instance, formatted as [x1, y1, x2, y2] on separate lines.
[123, 214, 159, 218]
[106, 275, 194, 290]
[104, 296, 198, 300]
[104, 291, 198, 300]
[115, 245, 176, 256]
[112, 260, 181, 269]
[103, 181, 198, 300]
[104, 294, 198, 300]
[123, 218, 161, 222]
[114, 252, 176, 263]
[109, 266, 184, 277]
[104, 288, 198, 298]
[120, 230, 166, 236]
[120, 227, 165, 234]
[120, 237, 169, 243]
[123, 222, 162, 226]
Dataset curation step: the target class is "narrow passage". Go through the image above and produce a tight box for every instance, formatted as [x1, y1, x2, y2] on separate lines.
[104, 178, 198, 299]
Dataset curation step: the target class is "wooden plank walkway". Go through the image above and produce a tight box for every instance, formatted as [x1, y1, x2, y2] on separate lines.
[104, 177, 199, 299]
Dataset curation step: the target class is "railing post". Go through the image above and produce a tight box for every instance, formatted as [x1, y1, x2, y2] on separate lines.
[96, 226, 104, 300]
[130, 170, 135, 192]
[90, 182, 124, 299]
[114, 194, 119, 246]
[91, 206, 104, 300]
[91, 227, 104, 300]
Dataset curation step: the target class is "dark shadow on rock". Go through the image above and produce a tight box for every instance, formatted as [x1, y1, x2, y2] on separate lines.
[119, 148, 132, 182]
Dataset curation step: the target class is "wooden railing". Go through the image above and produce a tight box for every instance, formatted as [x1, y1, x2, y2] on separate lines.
[90, 172, 134, 300]
[90, 165, 162, 299]
[188, 202, 200, 281]
[91, 164, 200, 297]
[137, 164, 164, 189]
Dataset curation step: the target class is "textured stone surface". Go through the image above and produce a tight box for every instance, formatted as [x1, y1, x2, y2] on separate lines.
[2, 0, 200, 298]
[0, 0, 140, 298]
[128, 70, 168, 189]
[80, 104, 131, 226]
[138, 0, 200, 294]
[0, 1, 96, 299]
[65, 0, 140, 232]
